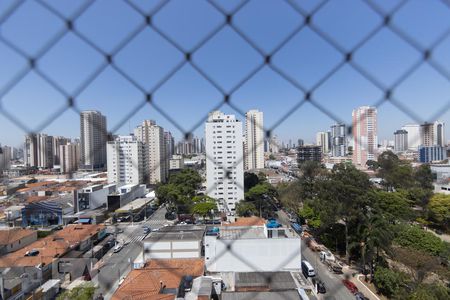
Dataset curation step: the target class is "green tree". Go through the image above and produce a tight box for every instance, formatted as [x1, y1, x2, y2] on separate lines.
[413, 164, 434, 191]
[168, 169, 202, 197]
[245, 183, 277, 218]
[394, 224, 447, 257]
[268, 154, 276, 160]
[407, 283, 450, 300]
[427, 193, 450, 230]
[366, 159, 379, 171]
[236, 201, 258, 217]
[298, 203, 321, 228]
[313, 163, 372, 262]
[191, 201, 217, 220]
[56, 283, 96, 300]
[372, 190, 413, 222]
[244, 172, 259, 192]
[374, 267, 404, 297]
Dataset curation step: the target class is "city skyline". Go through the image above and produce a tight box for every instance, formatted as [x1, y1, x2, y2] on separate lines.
[1, 0, 450, 147]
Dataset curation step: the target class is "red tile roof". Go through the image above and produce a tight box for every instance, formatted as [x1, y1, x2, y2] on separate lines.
[112, 259, 204, 300]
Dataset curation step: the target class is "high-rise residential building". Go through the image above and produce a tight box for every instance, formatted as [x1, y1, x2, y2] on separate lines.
[330, 123, 347, 157]
[269, 135, 279, 153]
[52, 136, 69, 165]
[0, 146, 11, 171]
[107, 136, 146, 185]
[316, 131, 330, 154]
[402, 124, 420, 150]
[60, 143, 80, 174]
[394, 129, 408, 152]
[420, 121, 445, 147]
[298, 145, 322, 163]
[244, 109, 264, 170]
[164, 131, 175, 158]
[25, 134, 38, 167]
[419, 145, 447, 163]
[205, 111, 244, 214]
[352, 106, 378, 166]
[134, 120, 168, 184]
[297, 139, 304, 147]
[37, 134, 54, 169]
[80, 110, 107, 170]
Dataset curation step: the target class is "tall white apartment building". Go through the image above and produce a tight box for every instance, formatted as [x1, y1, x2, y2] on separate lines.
[25, 134, 38, 167]
[52, 136, 69, 165]
[134, 120, 167, 184]
[107, 136, 146, 185]
[60, 143, 80, 174]
[205, 111, 244, 214]
[80, 110, 107, 170]
[244, 110, 264, 170]
[352, 106, 378, 167]
[316, 131, 330, 154]
[402, 124, 420, 150]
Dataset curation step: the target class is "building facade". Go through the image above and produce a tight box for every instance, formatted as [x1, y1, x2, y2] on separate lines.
[316, 131, 330, 154]
[402, 124, 420, 151]
[0, 146, 11, 171]
[244, 110, 264, 170]
[297, 145, 322, 163]
[394, 129, 408, 152]
[352, 106, 378, 167]
[60, 143, 80, 174]
[205, 111, 244, 214]
[25, 134, 38, 167]
[420, 121, 445, 147]
[419, 145, 447, 163]
[107, 136, 146, 185]
[37, 134, 54, 169]
[134, 120, 168, 184]
[52, 136, 69, 165]
[330, 123, 347, 157]
[80, 110, 107, 170]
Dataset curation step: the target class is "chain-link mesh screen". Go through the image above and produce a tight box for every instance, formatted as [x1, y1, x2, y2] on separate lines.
[1, 0, 450, 299]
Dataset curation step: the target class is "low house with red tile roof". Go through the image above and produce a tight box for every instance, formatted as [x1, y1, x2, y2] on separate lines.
[112, 258, 205, 300]
[0, 228, 37, 255]
[0, 224, 105, 268]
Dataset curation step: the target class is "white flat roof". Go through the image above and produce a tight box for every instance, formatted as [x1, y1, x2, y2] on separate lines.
[116, 197, 154, 213]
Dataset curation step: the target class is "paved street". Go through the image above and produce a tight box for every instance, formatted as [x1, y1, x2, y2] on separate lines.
[93, 206, 168, 298]
[277, 210, 354, 300]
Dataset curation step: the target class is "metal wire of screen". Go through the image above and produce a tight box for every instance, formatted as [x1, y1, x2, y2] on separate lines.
[1, 0, 450, 298]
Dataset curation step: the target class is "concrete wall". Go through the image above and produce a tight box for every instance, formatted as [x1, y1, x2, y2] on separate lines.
[205, 236, 301, 272]
[2, 231, 37, 254]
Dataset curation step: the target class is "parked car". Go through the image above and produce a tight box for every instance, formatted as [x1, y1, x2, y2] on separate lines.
[113, 243, 123, 253]
[25, 249, 39, 257]
[355, 292, 369, 300]
[342, 279, 359, 294]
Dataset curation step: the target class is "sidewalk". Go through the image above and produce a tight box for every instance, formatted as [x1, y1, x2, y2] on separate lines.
[351, 275, 385, 300]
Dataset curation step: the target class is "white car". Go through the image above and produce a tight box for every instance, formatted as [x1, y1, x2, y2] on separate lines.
[113, 243, 124, 253]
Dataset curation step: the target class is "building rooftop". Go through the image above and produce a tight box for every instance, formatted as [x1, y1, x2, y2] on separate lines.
[116, 197, 154, 213]
[112, 258, 204, 300]
[222, 291, 302, 300]
[0, 228, 35, 246]
[235, 272, 298, 291]
[145, 225, 206, 242]
[223, 217, 266, 227]
[219, 227, 266, 240]
[0, 224, 104, 267]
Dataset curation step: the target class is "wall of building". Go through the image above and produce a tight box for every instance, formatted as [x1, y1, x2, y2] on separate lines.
[143, 240, 202, 260]
[204, 236, 301, 272]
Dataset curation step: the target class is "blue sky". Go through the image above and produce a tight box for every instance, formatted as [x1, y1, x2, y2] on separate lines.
[1, 0, 450, 148]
